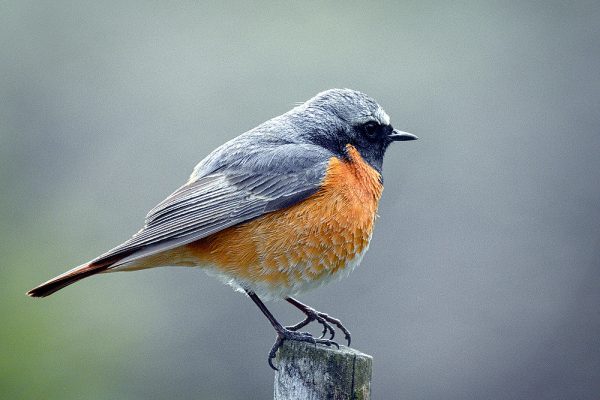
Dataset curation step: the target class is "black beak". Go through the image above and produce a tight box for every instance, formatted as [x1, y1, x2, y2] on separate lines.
[389, 129, 418, 141]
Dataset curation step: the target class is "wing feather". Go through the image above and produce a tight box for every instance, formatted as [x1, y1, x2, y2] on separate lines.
[90, 155, 330, 268]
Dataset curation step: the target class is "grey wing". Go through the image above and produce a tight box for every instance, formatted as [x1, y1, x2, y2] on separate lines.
[90, 148, 331, 269]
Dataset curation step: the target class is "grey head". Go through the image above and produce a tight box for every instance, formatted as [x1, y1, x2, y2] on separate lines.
[286, 88, 417, 173]
[192, 89, 416, 180]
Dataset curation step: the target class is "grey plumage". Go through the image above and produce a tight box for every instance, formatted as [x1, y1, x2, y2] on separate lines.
[89, 88, 386, 270]
[27, 88, 411, 297]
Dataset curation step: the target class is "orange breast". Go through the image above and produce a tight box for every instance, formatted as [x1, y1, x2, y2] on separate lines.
[138, 144, 383, 297]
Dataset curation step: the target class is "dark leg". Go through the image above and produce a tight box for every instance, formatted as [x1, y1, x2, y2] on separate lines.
[285, 297, 352, 346]
[245, 290, 339, 370]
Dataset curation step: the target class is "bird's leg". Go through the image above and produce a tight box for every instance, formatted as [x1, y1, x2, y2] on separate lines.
[245, 290, 339, 370]
[285, 297, 351, 346]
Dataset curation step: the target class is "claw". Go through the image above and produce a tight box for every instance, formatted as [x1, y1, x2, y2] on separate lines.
[317, 316, 335, 340]
[267, 328, 339, 370]
[246, 291, 345, 370]
[268, 336, 284, 370]
[317, 312, 351, 346]
[285, 318, 311, 332]
[286, 301, 351, 346]
[287, 313, 335, 340]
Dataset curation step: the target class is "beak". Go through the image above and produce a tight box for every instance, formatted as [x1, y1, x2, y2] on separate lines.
[389, 129, 418, 141]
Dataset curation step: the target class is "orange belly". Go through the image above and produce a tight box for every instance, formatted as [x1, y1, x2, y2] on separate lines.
[133, 145, 383, 299]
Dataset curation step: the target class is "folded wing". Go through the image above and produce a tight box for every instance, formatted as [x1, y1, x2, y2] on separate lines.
[92, 145, 331, 269]
[27, 141, 333, 297]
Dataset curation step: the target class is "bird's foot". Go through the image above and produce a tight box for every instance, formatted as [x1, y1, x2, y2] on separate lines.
[268, 327, 339, 370]
[286, 306, 351, 346]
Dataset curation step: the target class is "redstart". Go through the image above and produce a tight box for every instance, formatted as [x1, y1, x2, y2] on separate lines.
[27, 88, 417, 369]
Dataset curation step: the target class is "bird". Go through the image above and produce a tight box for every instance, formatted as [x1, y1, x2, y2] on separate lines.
[27, 88, 417, 369]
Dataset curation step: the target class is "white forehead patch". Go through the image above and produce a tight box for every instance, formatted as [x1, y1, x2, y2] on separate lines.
[374, 106, 390, 125]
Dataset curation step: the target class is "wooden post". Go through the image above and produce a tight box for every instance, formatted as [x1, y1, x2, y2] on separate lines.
[273, 341, 372, 400]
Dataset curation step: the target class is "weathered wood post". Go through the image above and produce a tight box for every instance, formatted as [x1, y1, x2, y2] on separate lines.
[273, 341, 372, 399]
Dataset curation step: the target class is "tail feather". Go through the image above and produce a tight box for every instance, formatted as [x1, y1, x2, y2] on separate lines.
[26, 262, 111, 298]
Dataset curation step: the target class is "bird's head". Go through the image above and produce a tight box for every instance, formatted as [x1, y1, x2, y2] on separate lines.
[293, 88, 417, 173]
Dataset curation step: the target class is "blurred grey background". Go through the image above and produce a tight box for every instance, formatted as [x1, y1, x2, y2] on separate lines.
[2, 1, 599, 399]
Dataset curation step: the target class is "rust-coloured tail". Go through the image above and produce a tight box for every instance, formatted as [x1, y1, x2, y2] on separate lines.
[26, 261, 111, 298]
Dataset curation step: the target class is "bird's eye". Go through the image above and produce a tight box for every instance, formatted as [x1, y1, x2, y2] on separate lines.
[363, 121, 380, 137]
